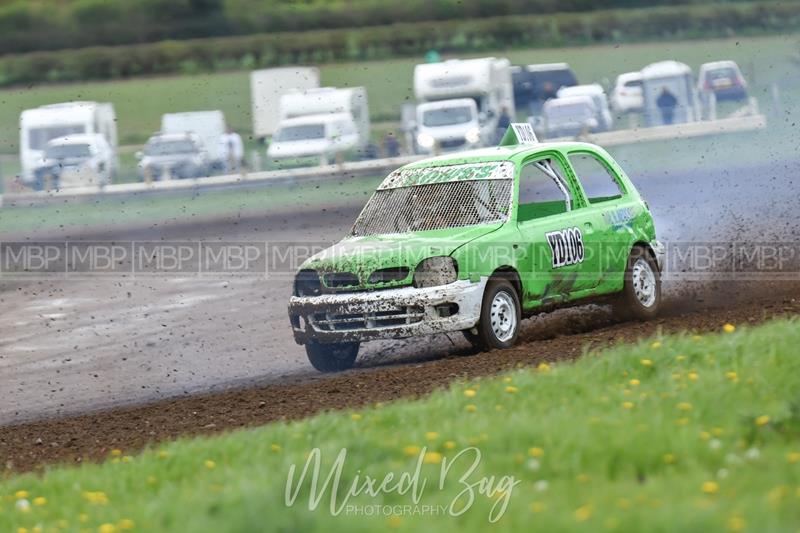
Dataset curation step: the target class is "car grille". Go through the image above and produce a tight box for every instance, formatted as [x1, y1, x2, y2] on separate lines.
[323, 272, 360, 288]
[440, 138, 466, 149]
[310, 305, 424, 331]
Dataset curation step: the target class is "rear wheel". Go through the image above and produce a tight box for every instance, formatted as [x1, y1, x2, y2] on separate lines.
[465, 279, 521, 351]
[305, 341, 359, 372]
[614, 246, 662, 320]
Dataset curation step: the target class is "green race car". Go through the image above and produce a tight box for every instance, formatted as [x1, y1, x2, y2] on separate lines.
[288, 125, 664, 372]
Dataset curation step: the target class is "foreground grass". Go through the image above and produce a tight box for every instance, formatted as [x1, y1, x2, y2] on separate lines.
[2, 318, 800, 531]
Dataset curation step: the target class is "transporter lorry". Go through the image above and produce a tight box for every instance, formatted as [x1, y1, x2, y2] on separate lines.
[250, 67, 321, 139]
[19, 101, 118, 188]
[411, 57, 515, 154]
[267, 87, 369, 166]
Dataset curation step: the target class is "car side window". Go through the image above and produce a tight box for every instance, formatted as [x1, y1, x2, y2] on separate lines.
[518, 158, 572, 222]
[568, 153, 624, 204]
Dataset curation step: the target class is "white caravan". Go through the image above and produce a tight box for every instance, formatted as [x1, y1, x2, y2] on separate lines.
[251, 66, 320, 138]
[19, 101, 118, 186]
[268, 87, 369, 165]
[413, 57, 514, 153]
[161, 110, 227, 171]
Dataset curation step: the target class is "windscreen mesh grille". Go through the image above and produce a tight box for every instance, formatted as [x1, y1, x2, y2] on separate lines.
[351, 179, 513, 236]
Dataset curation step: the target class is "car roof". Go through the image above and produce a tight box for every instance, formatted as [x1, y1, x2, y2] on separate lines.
[557, 83, 606, 97]
[279, 113, 353, 127]
[699, 60, 740, 71]
[545, 95, 596, 109]
[402, 141, 601, 169]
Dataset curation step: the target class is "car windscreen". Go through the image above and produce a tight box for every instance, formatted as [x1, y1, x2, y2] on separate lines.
[274, 124, 325, 142]
[421, 106, 474, 127]
[546, 103, 593, 121]
[351, 163, 513, 236]
[707, 67, 737, 80]
[29, 125, 86, 150]
[44, 143, 91, 159]
[145, 140, 197, 156]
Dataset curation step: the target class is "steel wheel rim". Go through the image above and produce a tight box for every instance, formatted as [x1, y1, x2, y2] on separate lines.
[632, 257, 657, 308]
[490, 290, 517, 342]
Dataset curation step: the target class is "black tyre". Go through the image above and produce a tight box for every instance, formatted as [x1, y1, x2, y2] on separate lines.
[467, 279, 521, 351]
[305, 341, 359, 372]
[614, 246, 662, 320]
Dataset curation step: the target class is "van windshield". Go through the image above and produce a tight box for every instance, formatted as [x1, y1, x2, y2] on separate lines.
[274, 124, 325, 142]
[145, 140, 198, 155]
[45, 143, 91, 159]
[422, 106, 474, 127]
[546, 103, 593, 121]
[29, 125, 86, 150]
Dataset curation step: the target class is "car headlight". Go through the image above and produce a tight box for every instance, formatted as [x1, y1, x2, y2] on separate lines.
[413, 256, 457, 288]
[294, 269, 322, 296]
[465, 128, 481, 144]
[417, 133, 435, 149]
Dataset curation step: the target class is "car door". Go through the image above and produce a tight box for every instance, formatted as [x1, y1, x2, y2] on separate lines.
[515, 153, 598, 308]
[564, 149, 634, 292]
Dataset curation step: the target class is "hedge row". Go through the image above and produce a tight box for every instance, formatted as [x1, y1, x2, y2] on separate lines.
[0, 2, 797, 88]
[0, 0, 770, 54]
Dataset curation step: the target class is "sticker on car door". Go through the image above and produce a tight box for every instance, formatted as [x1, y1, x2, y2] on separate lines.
[546, 227, 584, 268]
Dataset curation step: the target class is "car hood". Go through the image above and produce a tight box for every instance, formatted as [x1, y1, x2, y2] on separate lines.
[301, 223, 502, 290]
[268, 139, 330, 158]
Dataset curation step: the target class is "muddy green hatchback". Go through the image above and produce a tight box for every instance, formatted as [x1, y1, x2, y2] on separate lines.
[288, 125, 664, 371]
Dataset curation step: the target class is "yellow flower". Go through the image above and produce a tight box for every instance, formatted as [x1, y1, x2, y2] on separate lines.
[465, 404, 477, 413]
[677, 402, 693, 411]
[676, 417, 689, 426]
[574, 504, 593, 522]
[537, 362, 551, 373]
[83, 491, 109, 505]
[444, 440, 456, 450]
[725, 371, 738, 382]
[702, 481, 719, 494]
[122, 456, 133, 463]
[727, 516, 746, 532]
[676, 354, 687, 362]
[712, 427, 725, 437]
[403, 445, 421, 457]
[157, 450, 169, 459]
[350, 413, 362, 421]
[622, 401, 634, 409]
[147, 475, 158, 485]
[32, 496, 46, 506]
[14, 490, 29, 499]
[528, 447, 544, 458]
[723, 323, 736, 333]
[425, 431, 439, 441]
[629, 378, 641, 386]
[387, 515, 403, 528]
[17, 529, 29, 533]
[650, 341, 662, 349]
[663, 453, 676, 464]
[640, 359, 653, 367]
[688, 372, 699, 381]
[699, 431, 711, 441]
[787, 452, 800, 464]
[423, 451, 442, 465]
[98, 524, 116, 533]
[755, 415, 770, 427]
[110, 448, 122, 457]
[505, 386, 519, 394]
[118, 519, 135, 531]
[530, 501, 546, 513]
[204, 459, 216, 470]
[463, 388, 477, 398]
[270, 443, 282, 453]
[503, 377, 513, 383]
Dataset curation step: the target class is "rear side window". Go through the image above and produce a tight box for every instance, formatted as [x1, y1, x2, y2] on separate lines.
[624, 79, 642, 88]
[517, 158, 572, 222]
[568, 153, 624, 204]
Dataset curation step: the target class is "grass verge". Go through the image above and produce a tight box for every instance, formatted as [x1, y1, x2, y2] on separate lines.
[2, 318, 799, 531]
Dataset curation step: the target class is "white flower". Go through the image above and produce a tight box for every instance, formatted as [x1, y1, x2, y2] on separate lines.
[534, 480, 549, 492]
[526, 459, 541, 471]
[717, 468, 729, 479]
[15, 499, 30, 512]
[709, 439, 722, 450]
[725, 453, 742, 465]
[744, 448, 760, 460]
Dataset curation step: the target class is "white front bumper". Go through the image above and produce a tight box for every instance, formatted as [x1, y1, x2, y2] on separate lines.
[288, 278, 487, 344]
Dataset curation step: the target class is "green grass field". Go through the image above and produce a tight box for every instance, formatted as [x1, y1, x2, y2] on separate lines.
[0, 33, 796, 153]
[2, 318, 800, 532]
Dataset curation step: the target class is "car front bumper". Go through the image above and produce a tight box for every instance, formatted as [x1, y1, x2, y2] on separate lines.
[651, 240, 666, 272]
[288, 278, 487, 344]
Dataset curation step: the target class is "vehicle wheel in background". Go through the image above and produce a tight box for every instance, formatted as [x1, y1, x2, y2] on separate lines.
[305, 341, 360, 372]
[469, 279, 521, 351]
[614, 246, 662, 320]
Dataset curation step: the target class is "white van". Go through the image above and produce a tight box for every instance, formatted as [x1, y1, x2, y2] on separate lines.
[557, 84, 614, 131]
[542, 95, 599, 139]
[267, 113, 360, 165]
[19, 101, 118, 186]
[161, 111, 226, 171]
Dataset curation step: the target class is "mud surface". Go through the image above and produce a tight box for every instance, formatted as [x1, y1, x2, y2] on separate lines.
[1, 157, 798, 472]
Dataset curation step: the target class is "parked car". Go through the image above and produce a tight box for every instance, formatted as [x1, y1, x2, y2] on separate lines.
[33, 134, 114, 190]
[542, 96, 599, 139]
[512, 63, 578, 112]
[288, 124, 664, 371]
[136, 133, 210, 180]
[557, 84, 614, 131]
[267, 113, 361, 166]
[611, 72, 644, 114]
[697, 60, 748, 102]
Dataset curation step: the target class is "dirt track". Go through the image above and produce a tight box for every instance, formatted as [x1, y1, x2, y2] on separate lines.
[1, 157, 798, 472]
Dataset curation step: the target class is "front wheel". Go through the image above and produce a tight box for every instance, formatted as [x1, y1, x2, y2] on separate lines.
[305, 341, 359, 372]
[614, 246, 662, 320]
[466, 279, 521, 351]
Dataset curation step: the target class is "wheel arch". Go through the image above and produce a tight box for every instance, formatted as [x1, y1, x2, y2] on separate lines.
[490, 266, 523, 299]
